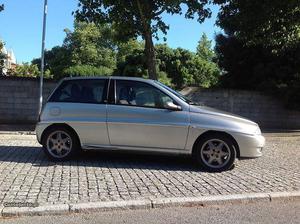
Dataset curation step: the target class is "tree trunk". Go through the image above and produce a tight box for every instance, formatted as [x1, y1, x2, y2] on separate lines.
[144, 30, 157, 80]
[135, 0, 157, 80]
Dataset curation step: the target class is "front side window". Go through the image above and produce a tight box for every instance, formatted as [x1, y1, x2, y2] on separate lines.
[116, 80, 174, 109]
[49, 79, 107, 104]
[154, 81, 193, 104]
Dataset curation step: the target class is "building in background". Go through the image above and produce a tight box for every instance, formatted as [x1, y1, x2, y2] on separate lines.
[1, 44, 17, 75]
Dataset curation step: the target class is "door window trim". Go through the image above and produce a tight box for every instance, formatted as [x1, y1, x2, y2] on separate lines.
[110, 79, 180, 110]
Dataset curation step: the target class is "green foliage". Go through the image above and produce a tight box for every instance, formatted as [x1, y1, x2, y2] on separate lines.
[156, 44, 220, 89]
[14, 63, 40, 77]
[76, 1, 211, 38]
[214, 0, 300, 53]
[197, 33, 214, 61]
[75, 0, 212, 80]
[116, 39, 144, 67]
[30, 19, 220, 89]
[13, 63, 52, 78]
[32, 46, 71, 80]
[115, 48, 147, 77]
[216, 35, 300, 92]
[157, 71, 172, 86]
[114, 41, 220, 89]
[115, 42, 220, 89]
[170, 48, 196, 87]
[32, 21, 117, 80]
[44, 69, 52, 79]
[194, 33, 220, 87]
[64, 21, 116, 69]
[190, 55, 220, 88]
[215, 0, 300, 109]
[63, 65, 113, 77]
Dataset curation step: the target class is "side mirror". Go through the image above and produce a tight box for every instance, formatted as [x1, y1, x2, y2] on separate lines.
[165, 102, 182, 111]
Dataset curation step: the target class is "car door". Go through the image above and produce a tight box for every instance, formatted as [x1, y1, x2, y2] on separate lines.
[47, 78, 110, 147]
[106, 79, 189, 150]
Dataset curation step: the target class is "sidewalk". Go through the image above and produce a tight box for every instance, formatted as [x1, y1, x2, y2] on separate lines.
[0, 134, 299, 217]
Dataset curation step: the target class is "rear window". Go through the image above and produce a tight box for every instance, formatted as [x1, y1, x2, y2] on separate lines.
[49, 79, 107, 104]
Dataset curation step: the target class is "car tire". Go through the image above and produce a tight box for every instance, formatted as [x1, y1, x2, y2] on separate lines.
[194, 133, 236, 172]
[42, 126, 80, 161]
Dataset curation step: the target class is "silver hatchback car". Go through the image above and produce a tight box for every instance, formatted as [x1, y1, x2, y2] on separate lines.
[36, 76, 265, 172]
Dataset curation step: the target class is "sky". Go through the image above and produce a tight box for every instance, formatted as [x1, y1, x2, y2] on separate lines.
[0, 0, 222, 63]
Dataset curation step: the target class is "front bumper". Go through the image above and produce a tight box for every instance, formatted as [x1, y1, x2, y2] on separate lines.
[231, 133, 265, 158]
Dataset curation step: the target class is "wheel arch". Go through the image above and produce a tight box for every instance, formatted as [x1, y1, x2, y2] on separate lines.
[192, 130, 240, 158]
[41, 123, 81, 146]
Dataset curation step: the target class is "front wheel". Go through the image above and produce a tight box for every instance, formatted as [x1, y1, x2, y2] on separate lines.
[194, 133, 236, 172]
[42, 126, 80, 161]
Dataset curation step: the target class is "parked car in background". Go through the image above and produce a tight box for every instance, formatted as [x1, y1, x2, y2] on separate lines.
[36, 76, 265, 172]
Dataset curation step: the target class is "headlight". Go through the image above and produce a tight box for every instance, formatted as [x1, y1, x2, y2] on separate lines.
[254, 126, 262, 135]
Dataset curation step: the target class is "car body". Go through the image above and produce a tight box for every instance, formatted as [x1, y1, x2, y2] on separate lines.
[36, 76, 265, 171]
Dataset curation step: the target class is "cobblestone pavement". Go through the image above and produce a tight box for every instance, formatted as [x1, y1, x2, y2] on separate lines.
[0, 134, 299, 206]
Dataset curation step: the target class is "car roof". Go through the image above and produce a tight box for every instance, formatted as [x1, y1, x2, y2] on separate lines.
[62, 76, 156, 84]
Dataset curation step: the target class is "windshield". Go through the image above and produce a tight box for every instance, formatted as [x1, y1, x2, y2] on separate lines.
[154, 81, 199, 105]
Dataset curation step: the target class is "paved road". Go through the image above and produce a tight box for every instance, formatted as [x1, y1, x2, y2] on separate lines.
[0, 200, 299, 224]
[0, 134, 299, 206]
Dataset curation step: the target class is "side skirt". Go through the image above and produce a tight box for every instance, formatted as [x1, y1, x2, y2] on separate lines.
[81, 144, 191, 156]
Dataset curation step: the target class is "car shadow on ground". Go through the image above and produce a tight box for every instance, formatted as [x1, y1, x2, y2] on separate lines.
[0, 145, 207, 172]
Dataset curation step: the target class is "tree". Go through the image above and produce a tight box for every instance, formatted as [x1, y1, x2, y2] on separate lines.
[215, 35, 300, 90]
[117, 48, 147, 78]
[32, 21, 117, 80]
[63, 65, 113, 77]
[116, 39, 144, 69]
[191, 55, 220, 87]
[214, 0, 300, 52]
[64, 21, 116, 70]
[32, 46, 71, 80]
[197, 33, 214, 61]
[168, 48, 196, 88]
[156, 43, 220, 89]
[30, 19, 220, 88]
[75, 0, 212, 80]
[195, 33, 220, 86]
[13, 63, 40, 77]
[0, 3, 4, 12]
[214, 0, 300, 109]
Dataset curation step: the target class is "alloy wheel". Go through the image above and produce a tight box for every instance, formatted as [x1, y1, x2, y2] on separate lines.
[46, 130, 73, 158]
[200, 139, 231, 169]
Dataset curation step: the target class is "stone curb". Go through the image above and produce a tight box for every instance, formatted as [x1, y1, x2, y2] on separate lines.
[0, 131, 35, 136]
[269, 191, 300, 201]
[151, 193, 270, 208]
[1, 204, 69, 217]
[0, 191, 299, 218]
[70, 199, 152, 213]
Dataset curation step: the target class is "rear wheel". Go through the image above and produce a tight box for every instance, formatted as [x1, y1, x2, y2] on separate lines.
[42, 126, 79, 161]
[194, 133, 236, 172]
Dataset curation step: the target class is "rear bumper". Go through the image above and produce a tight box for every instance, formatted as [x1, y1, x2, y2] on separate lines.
[35, 122, 51, 144]
[232, 133, 265, 158]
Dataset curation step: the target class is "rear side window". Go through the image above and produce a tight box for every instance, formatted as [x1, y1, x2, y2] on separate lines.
[49, 79, 107, 104]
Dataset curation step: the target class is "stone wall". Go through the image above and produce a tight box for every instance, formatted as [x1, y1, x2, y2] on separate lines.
[0, 77, 299, 129]
[183, 87, 300, 129]
[0, 77, 56, 124]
